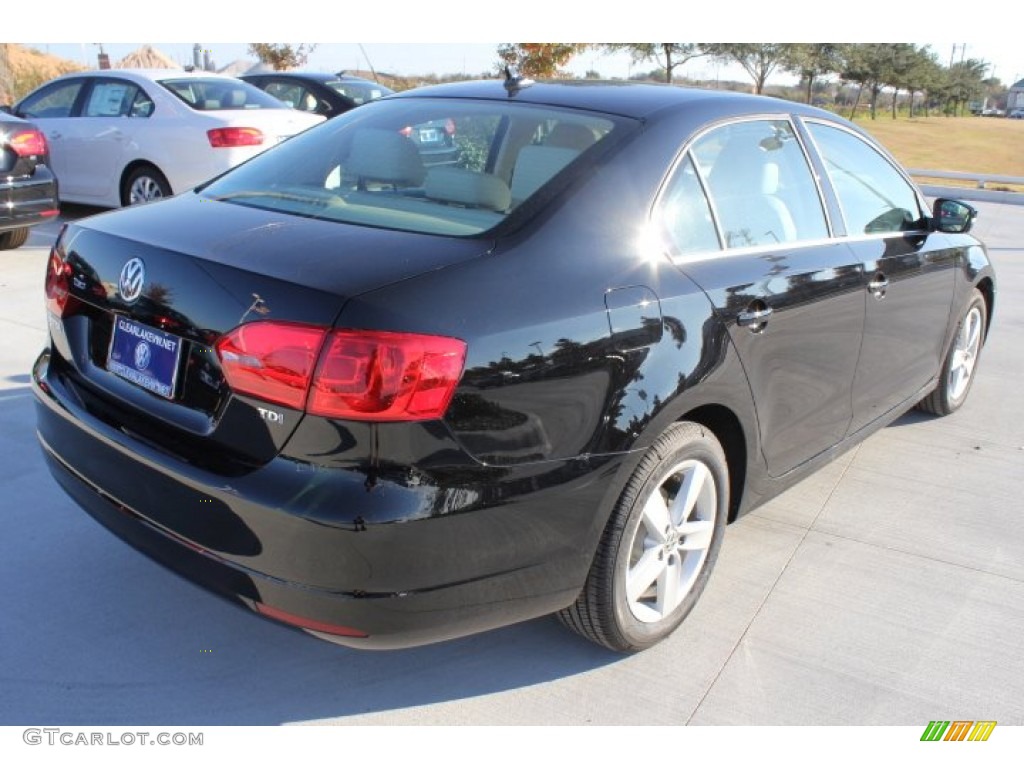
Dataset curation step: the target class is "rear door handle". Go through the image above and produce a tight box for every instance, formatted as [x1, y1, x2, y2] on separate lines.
[868, 274, 889, 298]
[737, 306, 773, 328]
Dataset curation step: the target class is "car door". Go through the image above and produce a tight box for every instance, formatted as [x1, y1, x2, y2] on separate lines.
[59, 77, 148, 201]
[15, 77, 88, 190]
[656, 117, 865, 477]
[803, 120, 958, 434]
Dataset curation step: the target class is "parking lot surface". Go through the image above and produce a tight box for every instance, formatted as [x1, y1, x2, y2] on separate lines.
[2, 202, 1022, 725]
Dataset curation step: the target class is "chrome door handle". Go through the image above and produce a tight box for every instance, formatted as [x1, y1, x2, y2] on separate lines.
[737, 306, 773, 327]
[868, 275, 889, 298]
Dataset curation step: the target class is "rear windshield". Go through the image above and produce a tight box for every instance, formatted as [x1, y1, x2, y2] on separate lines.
[160, 78, 285, 111]
[199, 97, 624, 236]
[326, 79, 393, 104]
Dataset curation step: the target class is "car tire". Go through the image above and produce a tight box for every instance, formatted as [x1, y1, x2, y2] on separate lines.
[122, 165, 171, 206]
[558, 421, 728, 652]
[0, 227, 30, 250]
[916, 288, 987, 416]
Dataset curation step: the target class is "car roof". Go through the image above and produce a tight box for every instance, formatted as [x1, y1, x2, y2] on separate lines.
[389, 79, 838, 122]
[50, 69, 244, 84]
[242, 72, 377, 84]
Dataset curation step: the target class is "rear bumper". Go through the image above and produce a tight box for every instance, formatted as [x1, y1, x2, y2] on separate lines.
[33, 348, 600, 648]
[0, 168, 59, 232]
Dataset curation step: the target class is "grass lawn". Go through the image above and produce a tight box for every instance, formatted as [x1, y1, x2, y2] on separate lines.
[850, 116, 1024, 189]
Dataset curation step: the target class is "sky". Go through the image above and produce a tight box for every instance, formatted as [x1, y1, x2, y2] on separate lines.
[14, 1, 1024, 87]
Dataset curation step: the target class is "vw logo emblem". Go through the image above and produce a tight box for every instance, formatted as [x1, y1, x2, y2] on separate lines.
[118, 258, 146, 304]
[134, 341, 151, 371]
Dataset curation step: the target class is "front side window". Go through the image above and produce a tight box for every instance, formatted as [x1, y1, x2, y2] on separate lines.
[200, 98, 625, 237]
[692, 119, 829, 249]
[806, 122, 924, 235]
[160, 78, 284, 111]
[18, 80, 84, 119]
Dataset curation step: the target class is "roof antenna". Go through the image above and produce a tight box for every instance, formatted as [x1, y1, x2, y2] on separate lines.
[503, 65, 534, 95]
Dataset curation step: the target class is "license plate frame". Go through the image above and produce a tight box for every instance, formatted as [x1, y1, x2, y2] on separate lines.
[107, 316, 183, 400]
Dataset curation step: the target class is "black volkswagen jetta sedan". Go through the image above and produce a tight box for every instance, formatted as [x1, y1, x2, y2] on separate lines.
[33, 78, 994, 651]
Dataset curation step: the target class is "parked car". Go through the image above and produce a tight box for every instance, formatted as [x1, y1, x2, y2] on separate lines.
[11, 70, 323, 208]
[0, 113, 59, 249]
[239, 72, 460, 165]
[33, 79, 994, 652]
[1009, 109, 1024, 119]
[240, 72, 393, 119]
[399, 117, 460, 166]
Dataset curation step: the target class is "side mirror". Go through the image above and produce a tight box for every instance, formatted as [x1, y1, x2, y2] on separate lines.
[932, 198, 977, 234]
[0, 105, 13, 115]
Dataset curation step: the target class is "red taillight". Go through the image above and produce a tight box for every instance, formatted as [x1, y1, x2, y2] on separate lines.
[207, 127, 264, 148]
[443, 118, 456, 136]
[44, 248, 74, 317]
[309, 330, 466, 421]
[10, 128, 48, 157]
[215, 322, 327, 409]
[215, 322, 467, 422]
[398, 126, 413, 137]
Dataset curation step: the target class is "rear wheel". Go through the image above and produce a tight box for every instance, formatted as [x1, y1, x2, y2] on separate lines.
[122, 165, 171, 206]
[559, 422, 728, 652]
[917, 289, 986, 416]
[0, 227, 30, 250]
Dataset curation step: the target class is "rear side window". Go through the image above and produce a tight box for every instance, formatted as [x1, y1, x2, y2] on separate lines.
[692, 119, 829, 249]
[656, 155, 721, 256]
[263, 80, 319, 111]
[200, 98, 625, 237]
[160, 78, 284, 111]
[83, 81, 141, 117]
[806, 122, 924, 235]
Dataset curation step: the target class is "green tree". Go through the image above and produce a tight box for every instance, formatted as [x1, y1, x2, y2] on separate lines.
[840, 43, 900, 119]
[881, 43, 918, 118]
[703, 43, 795, 94]
[247, 44, 317, 71]
[495, 44, 589, 79]
[603, 44, 703, 84]
[782, 44, 842, 103]
[904, 47, 941, 118]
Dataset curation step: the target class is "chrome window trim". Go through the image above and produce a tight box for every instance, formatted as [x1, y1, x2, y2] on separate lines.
[688, 149, 726, 252]
[800, 117, 929, 235]
[666, 228, 931, 267]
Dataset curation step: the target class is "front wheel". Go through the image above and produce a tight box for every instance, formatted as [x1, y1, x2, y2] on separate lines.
[917, 288, 987, 416]
[559, 422, 728, 652]
[122, 165, 171, 206]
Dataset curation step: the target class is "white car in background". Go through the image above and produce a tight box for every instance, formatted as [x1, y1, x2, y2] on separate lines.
[12, 70, 324, 207]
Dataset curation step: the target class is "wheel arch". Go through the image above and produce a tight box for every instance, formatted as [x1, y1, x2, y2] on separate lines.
[975, 276, 994, 343]
[119, 160, 172, 202]
[678, 403, 748, 523]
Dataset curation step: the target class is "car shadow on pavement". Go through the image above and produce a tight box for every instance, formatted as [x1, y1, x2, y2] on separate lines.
[0, 382, 620, 726]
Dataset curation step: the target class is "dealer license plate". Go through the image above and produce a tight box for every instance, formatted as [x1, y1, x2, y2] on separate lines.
[107, 316, 183, 399]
